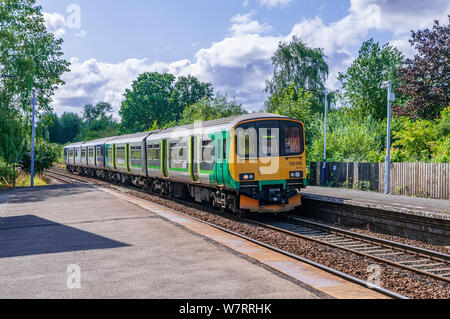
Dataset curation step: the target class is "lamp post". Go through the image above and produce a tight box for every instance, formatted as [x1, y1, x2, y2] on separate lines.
[30, 88, 37, 188]
[381, 81, 395, 194]
[321, 90, 328, 187]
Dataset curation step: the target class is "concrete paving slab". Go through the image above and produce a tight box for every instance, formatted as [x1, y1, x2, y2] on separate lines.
[0, 185, 322, 299]
[302, 186, 450, 219]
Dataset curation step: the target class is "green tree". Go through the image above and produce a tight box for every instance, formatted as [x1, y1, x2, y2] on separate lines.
[338, 39, 405, 120]
[0, 0, 70, 115]
[82, 102, 114, 124]
[309, 110, 385, 163]
[60, 112, 83, 143]
[391, 118, 438, 162]
[179, 93, 246, 125]
[265, 36, 329, 113]
[395, 17, 450, 120]
[20, 138, 60, 175]
[0, 111, 27, 187]
[119, 72, 178, 134]
[0, 0, 69, 181]
[266, 84, 318, 150]
[172, 75, 214, 120]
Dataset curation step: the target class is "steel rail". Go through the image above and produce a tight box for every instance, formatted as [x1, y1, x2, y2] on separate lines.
[245, 216, 450, 283]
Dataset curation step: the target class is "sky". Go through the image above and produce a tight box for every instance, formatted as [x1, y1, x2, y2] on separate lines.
[37, 0, 450, 117]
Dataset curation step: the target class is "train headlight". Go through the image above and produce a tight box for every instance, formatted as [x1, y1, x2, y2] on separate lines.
[290, 171, 303, 178]
[240, 173, 255, 181]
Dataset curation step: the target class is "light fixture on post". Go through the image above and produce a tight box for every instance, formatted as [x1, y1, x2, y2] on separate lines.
[381, 81, 395, 194]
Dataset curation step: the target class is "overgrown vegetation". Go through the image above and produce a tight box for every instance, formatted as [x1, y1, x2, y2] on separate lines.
[0, 3, 448, 189]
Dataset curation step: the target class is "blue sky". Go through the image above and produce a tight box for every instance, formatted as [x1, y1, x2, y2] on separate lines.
[37, 0, 450, 116]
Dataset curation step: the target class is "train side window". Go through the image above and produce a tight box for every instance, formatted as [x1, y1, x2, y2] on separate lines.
[135, 146, 142, 166]
[147, 144, 154, 161]
[154, 144, 160, 160]
[147, 143, 161, 167]
[200, 139, 215, 171]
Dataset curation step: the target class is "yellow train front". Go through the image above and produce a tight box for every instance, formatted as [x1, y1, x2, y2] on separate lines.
[227, 115, 307, 213]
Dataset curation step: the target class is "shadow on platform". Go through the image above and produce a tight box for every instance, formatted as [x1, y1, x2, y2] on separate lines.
[0, 215, 130, 259]
[1, 184, 95, 205]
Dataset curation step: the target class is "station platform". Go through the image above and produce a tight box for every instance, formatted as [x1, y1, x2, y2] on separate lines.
[0, 184, 386, 299]
[301, 186, 450, 220]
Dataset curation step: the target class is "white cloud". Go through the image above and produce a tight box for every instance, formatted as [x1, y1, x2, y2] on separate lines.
[43, 12, 66, 38]
[43, 11, 87, 39]
[259, 0, 293, 8]
[51, 0, 450, 117]
[230, 12, 272, 35]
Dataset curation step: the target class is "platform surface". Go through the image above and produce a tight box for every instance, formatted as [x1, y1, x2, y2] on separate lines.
[0, 184, 325, 299]
[301, 186, 450, 219]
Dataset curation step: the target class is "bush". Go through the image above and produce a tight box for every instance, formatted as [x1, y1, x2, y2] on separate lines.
[20, 139, 61, 174]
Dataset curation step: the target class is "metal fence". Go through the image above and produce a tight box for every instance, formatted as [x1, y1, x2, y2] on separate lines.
[309, 162, 450, 200]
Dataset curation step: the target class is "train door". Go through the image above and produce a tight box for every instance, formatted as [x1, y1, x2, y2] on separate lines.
[191, 136, 199, 182]
[161, 140, 168, 177]
[216, 132, 225, 186]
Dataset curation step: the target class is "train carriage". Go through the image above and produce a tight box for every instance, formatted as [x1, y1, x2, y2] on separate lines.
[64, 142, 85, 171]
[82, 137, 111, 170]
[104, 132, 153, 185]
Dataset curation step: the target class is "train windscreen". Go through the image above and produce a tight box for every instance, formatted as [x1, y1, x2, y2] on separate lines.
[236, 120, 304, 157]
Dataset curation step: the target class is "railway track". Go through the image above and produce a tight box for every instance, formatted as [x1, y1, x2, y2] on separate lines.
[45, 169, 93, 184]
[248, 215, 450, 283]
[48, 167, 450, 297]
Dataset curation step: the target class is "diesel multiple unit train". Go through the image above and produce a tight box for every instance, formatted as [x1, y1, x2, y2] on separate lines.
[64, 113, 307, 214]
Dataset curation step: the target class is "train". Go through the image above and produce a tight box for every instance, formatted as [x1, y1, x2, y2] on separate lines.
[64, 113, 307, 215]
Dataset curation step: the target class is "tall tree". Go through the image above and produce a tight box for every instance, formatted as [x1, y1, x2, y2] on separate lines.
[0, 0, 69, 177]
[266, 84, 316, 150]
[82, 102, 114, 124]
[119, 72, 177, 134]
[265, 36, 329, 113]
[338, 39, 404, 120]
[172, 75, 214, 120]
[394, 17, 450, 120]
[178, 93, 246, 125]
[0, 0, 70, 115]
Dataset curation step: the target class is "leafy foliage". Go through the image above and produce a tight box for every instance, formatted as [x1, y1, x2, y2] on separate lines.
[338, 39, 405, 120]
[308, 109, 385, 163]
[265, 36, 329, 113]
[20, 138, 61, 175]
[172, 75, 214, 119]
[394, 17, 450, 120]
[266, 84, 318, 151]
[119, 73, 213, 134]
[0, 0, 69, 184]
[0, 0, 70, 115]
[391, 107, 450, 163]
[179, 93, 246, 125]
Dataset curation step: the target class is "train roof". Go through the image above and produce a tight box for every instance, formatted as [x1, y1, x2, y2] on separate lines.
[148, 113, 293, 140]
[82, 137, 114, 147]
[105, 131, 154, 144]
[65, 113, 299, 147]
[64, 142, 84, 149]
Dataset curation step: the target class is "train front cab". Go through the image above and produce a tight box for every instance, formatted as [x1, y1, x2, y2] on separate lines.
[229, 118, 307, 213]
